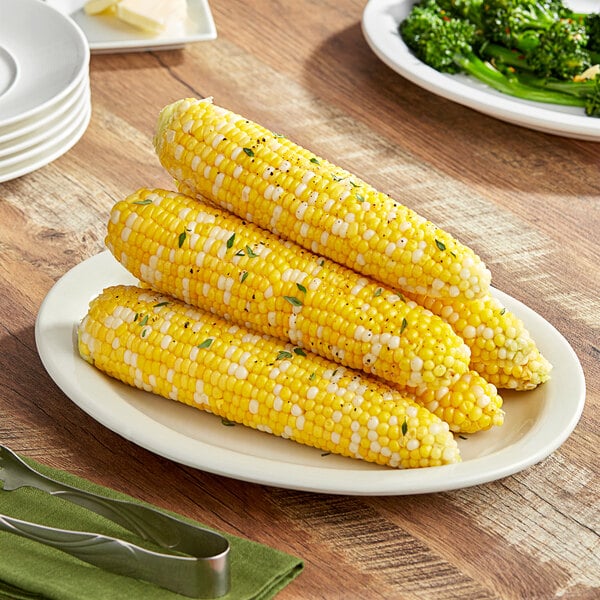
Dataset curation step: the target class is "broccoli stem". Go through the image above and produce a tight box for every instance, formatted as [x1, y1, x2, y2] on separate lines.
[455, 51, 587, 107]
[516, 71, 598, 98]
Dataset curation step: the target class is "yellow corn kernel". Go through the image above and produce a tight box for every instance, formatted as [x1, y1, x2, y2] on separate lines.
[402, 370, 505, 433]
[106, 188, 472, 391]
[153, 97, 491, 302]
[78, 285, 461, 469]
[407, 291, 552, 390]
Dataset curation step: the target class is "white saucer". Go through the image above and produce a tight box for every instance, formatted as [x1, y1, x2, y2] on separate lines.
[0, 0, 89, 128]
[0, 95, 91, 183]
[0, 81, 90, 159]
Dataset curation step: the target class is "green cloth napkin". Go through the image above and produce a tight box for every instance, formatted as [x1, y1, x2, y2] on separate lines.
[0, 456, 303, 600]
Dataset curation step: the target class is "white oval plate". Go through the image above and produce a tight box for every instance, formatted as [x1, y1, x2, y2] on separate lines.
[0, 0, 89, 128]
[35, 252, 585, 495]
[361, 0, 600, 141]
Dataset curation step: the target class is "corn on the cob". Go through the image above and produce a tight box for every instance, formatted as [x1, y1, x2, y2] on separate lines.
[106, 187, 472, 392]
[78, 285, 461, 469]
[405, 291, 552, 390]
[153, 97, 491, 302]
[403, 371, 504, 433]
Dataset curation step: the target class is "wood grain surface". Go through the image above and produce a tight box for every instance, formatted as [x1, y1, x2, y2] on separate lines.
[1, 1, 598, 598]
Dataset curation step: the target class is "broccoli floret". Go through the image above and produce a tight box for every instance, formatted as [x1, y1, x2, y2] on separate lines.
[399, 1, 587, 108]
[481, 0, 567, 50]
[584, 12, 600, 54]
[526, 18, 591, 79]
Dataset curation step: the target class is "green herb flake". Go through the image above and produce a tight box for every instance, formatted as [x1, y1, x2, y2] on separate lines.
[178, 231, 187, 248]
[276, 350, 293, 360]
[356, 193, 365, 202]
[139, 315, 149, 327]
[310, 157, 320, 165]
[243, 147, 255, 157]
[284, 296, 303, 307]
[400, 317, 408, 334]
[221, 417, 236, 427]
[401, 418, 408, 436]
[197, 338, 214, 349]
[309, 372, 316, 381]
[296, 283, 307, 294]
[374, 287, 382, 297]
[332, 174, 344, 182]
[240, 271, 249, 283]
[153, 301, 169, 308]
[133, 199, 152, 205]
[245, 245, 258, 258]
[435, 239, 446, 252]
[293, 347, 307, 357]
[226, 233, 236, 249]
[500, 307, 506, 315]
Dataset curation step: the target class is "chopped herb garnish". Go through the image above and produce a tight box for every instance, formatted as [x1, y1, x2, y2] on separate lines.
[154, 301, 169, 308]
[296, 283, 307, 294]
[221, 417, 236, 427]
[321, 452, 331, 457]
[240, 271, 249, 283]
[500, 308, 506, 315]
[332, 174, 344, 182]
[178, 231, 187, 248]
[309, 372, 316, 381]
[310, 157, 320, 165]
[401, 418, 408, 436]
[235, 249, 245, 256]
[293, 347, 307, 357]
[284, 296, 303, 307]
[276, 350, 293, 360]
[356, 193, 365, 202]
[459, 435, 468, 440]
[133, 199, 152, 205]
[226, 233, 236, 249]
[134, 313, 139, 321]
[400, 317, 408, 334]
[435, 239, 446, 251]
[139, 315, 149, 327]
[245, 245, 258, 258]
[349, 180, 358, 187]
[243, 147, 255, 157]
[197, 338, 214, 349]
[374, 287, 382, 297]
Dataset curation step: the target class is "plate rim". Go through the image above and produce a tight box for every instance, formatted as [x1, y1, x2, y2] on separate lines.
[361, 0, 600, 141]
[34, 251, 586, 495]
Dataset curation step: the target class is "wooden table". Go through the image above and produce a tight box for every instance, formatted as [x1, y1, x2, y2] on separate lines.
[1, 1, 598, 598]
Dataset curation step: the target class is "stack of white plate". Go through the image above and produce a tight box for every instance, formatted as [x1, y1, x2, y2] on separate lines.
[0, 0, 91, 183]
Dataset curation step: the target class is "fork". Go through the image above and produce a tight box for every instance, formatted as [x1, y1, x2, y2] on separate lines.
[0, 445, 230, 598]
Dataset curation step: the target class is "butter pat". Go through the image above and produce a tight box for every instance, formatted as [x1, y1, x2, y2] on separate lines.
[84, 0, 119, 15]
[116, 0, 187, 33]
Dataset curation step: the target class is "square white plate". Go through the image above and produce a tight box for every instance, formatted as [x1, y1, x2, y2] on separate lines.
[48, 0, 217, 53]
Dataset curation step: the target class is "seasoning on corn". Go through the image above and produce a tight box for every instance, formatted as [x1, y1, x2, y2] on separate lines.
[403, 370, 505, 434]
[405, 291, 552, 390]
[106, 187, 472, 392]
[78, 284, 461, 469]
[152, 97, 491, 302]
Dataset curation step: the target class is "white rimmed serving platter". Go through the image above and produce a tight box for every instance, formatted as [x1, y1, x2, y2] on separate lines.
[361, 0, 600, 140]
[35, 252, 585, 495]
